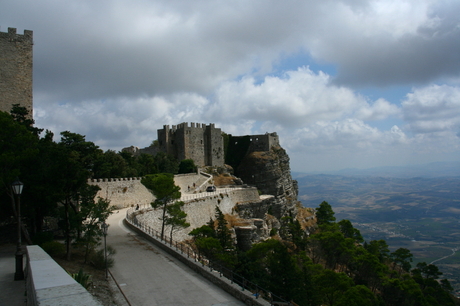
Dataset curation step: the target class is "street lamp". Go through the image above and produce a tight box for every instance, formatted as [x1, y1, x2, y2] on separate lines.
[12, 178, 24, 281]
[101, 221, 108, 280]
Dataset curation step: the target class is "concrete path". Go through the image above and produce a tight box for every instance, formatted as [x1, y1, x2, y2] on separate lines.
[106, 208, 245, 306]
[0, 244, 26, 306]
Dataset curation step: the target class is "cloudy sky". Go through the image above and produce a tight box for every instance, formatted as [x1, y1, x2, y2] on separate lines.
[2, 0, 460, 172]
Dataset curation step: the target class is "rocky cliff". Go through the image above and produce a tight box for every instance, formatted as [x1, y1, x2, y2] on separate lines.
[234, 145, 299, 219]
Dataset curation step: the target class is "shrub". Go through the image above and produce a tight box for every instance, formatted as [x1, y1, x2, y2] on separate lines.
[71, 268, 92, 289]
[32, 231, 54, 245]
[42, 241, 65, 257]
[90, 245, 116, 270]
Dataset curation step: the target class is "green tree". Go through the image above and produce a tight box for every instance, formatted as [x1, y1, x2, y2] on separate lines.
[77, 184, 114, 262]
[0, 110, 38, 242]
[390, 248, 413, 276]
[56, 131, 102, 259]
[178, 159, 197, 174]
[165, 201, 190, 240]
[10, 104, 43, 136]
[364, 239, 389, 263]
[154, 152, 179, 174]
[189, 224, 215, 239]
[338, 219, 363, 243]
[336, 285, 378, 306]
[214, 206, 233, 250]
[141, 174, 181, 239]
[280, 214, 307, 250]
[136, 153, 157, 175]
[315, 201, 336, 226]
[313, 269, 353, 306]
[93, 150, 129, 178]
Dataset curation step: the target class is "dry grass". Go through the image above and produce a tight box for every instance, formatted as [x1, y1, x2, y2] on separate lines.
[225, 214, 252, 227]
[213, 174, 237, 186]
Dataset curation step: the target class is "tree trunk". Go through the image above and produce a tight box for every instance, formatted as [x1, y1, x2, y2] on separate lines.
[65, 201, 71, 260]
[160, 202, 167, 240]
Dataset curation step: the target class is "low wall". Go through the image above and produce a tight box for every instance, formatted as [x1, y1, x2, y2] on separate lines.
[26, 245, 100, 306]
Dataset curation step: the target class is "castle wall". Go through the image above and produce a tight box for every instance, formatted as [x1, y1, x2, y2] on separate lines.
[0, 28, 33, 116]
[87, 177, 154, 209]
[136, 186, 261, 241]
[235, 132, 279, 152]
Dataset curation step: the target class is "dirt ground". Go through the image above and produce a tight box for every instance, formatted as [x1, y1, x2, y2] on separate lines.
[53, 250, 128, 306]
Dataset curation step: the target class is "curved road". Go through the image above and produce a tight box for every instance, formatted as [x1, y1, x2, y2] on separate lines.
[106, 208, 245, 306]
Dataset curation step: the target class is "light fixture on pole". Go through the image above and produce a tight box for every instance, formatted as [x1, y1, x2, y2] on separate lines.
[12, 178, 24, 281]
[101, 221, 108, 280]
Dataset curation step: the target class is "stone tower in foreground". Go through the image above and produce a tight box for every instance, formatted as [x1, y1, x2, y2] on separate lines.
[0, 27, 33, 116]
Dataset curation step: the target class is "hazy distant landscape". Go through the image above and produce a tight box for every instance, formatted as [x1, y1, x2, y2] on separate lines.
[295, 164, 460, 293]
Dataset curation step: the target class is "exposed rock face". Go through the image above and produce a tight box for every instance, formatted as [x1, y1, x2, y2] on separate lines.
[235, 146, 299, 219]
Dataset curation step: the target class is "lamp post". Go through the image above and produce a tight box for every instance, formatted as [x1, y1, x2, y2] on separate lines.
[101, 221, 108, 280]
[12, 178, 24, 281]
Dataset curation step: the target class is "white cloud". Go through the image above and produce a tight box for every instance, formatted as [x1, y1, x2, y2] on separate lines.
[3, 0, 460, 172]
[403, 84, 460, 134]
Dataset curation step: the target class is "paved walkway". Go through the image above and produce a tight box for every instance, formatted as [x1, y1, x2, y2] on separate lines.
[0, 244, 26, 306]
[106, 208, 245, 306]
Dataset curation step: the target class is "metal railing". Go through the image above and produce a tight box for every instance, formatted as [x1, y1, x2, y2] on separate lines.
[125, 208, 291, 306]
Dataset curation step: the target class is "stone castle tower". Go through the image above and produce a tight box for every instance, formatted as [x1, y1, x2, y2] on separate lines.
[0, 27, 33, 116]
[158, 122, 224, 167]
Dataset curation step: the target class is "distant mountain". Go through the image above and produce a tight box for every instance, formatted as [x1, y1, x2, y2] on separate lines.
[292, 161, 460, 178]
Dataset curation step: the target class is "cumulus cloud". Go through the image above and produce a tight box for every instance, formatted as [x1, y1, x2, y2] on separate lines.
[3, 0, 460, 171]
[402, 85, 460, 134]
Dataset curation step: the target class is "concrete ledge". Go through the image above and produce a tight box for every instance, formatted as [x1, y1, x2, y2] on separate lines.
[26, 245, 101, 306]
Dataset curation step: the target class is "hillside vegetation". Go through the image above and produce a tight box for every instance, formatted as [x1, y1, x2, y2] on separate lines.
[190, 202, 459, 306]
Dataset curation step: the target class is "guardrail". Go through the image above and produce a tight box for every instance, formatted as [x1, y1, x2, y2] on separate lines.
[125, 208, 291, 306]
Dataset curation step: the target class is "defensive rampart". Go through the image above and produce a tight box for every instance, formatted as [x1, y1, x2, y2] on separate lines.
[87, 177, 154, 209]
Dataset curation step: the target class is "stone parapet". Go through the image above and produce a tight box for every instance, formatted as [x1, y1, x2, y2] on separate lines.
[26, 245, 100, 306]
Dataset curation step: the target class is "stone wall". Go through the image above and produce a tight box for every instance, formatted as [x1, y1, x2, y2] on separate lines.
[231, 132, 279, 153]
[87, 177, 154, 209]
[26, 245, 101, 306]
[184, 187, 260, 230]
[0, 28, 33, 116]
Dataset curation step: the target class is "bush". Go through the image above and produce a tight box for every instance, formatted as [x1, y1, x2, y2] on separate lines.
[42, 241, 65, 257]
[32, 231, 54, 245]
[90, 245, 116, 270]
[71, 268, 92, 289]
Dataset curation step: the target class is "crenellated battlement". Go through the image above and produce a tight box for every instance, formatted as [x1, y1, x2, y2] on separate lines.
[0, 27, 33, 42]
[88, 177, 142, 183]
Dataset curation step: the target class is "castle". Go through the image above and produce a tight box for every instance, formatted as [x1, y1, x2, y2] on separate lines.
[0, 28, 34, 117]
[123, 122, 280, 168]
[158, 122, 224, 167]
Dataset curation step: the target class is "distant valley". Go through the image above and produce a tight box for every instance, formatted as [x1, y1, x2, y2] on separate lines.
[295, 171, 460, 293]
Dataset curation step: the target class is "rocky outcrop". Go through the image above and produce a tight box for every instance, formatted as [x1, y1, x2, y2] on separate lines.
[235, 146, 299, 219]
